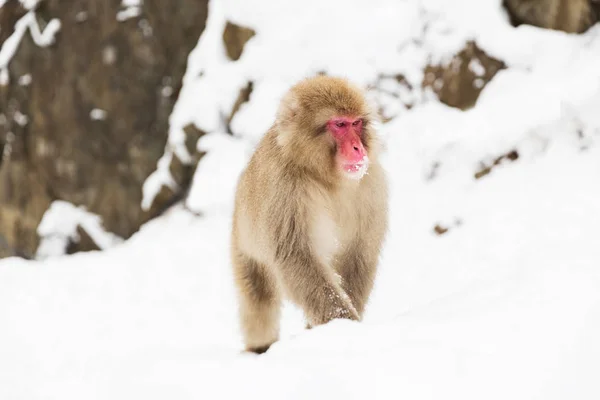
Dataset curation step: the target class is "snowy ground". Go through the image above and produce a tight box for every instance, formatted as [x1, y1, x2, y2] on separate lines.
[2, 0, 600, 399]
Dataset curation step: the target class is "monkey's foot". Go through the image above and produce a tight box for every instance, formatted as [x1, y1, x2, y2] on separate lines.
[245, 344, 272, 354]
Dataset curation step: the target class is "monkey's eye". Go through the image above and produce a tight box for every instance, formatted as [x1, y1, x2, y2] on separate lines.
[352, 120, 361, 126]
[335, 122, 346, 128]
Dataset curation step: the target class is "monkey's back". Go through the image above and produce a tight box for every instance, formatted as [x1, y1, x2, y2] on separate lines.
[231, 128, 294, 266]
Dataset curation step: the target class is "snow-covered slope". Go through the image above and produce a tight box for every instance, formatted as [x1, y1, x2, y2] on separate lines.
[2, 0, 600, 399]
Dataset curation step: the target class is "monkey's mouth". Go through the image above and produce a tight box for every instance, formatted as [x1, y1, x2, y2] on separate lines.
[343, 162, 366, 173]
[341, 157, 369, 180]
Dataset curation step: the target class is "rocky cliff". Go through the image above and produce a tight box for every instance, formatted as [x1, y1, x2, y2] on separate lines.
[0, 0, 208, 257]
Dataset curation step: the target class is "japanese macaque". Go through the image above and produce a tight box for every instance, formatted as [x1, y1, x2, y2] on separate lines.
[231, 76, 388, 354]
[504, 0, 597, 33]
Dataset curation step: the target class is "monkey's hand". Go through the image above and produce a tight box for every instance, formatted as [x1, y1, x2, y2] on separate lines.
[306, 283, 360, 326]
[279, 254, 360, 327]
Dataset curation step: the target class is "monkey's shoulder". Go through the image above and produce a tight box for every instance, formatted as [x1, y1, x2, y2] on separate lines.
[362, 162, 388, 198]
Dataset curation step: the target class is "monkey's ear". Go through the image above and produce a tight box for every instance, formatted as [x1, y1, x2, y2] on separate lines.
[275, 91, 300, 148]
[276, 91, 300, 124]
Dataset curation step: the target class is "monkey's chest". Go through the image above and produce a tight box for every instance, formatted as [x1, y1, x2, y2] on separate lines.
[310, 206, 359, 265]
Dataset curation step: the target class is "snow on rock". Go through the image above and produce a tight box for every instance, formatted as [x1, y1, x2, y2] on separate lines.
[117, 0, 142, 22]
[0, 68, 8, 85]
[19, 0, 39, 9]
[468, 57, 486, 77]
[89, 108, 107, 121]
[0, 0, 40, 9]
[2, 0, 600, 399]
[0, 10, 60, 85]
[142, 0, 600, 211]
[17, 73, 31, 86]
[36, 201, 124, 260]
[141, 151, 176, 211]
[12, 110, 28, 126]
[185, 132, 253, 213]
[27, 13, 61, 46]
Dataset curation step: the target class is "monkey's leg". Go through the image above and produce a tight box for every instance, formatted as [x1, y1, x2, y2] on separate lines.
[233, 253, 281, 354]
[277, 252, 359, 327]
[335, 243, 379, 318]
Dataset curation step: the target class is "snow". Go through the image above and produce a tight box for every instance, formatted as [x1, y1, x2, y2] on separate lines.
[2, 0, 600, 399]
[90, 108, 107, 121]
[161, 85, 173, 97]
[468, 58, 486, 77]
[19, 0, 39, 9]
[2, 131, 14, 158]
[27, 13, 61, 46]
[0, 68, 7, 85]
[12, 110, 28, 126]
[141, 151, 176, 211]
[75, 11, 88, 23]
[17, 73, 31, 86]
[102, 45, 117, 65]
[36, 201, 123, 260]
[117, 0, 142, 22]
[116, 7, 141, 22]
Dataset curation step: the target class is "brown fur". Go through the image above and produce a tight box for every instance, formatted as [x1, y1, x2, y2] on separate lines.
[504, 0, 597, 33]
[231, 76, 388, 353]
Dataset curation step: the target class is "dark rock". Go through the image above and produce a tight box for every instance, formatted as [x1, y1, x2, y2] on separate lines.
[227, 81, 253, 132]
[183, 123, 206, 163]
[0, 0, 209, 258]
[169, 151, 192, 190]
[423, 41, 506, 110]
[166, 123, 205, 198]
[594, 1, 600, 22]
[144, 123, 206, 218]
[144, 184, 178, 220]
[433, 224, 449, 235]
[474, 149, 520, 180]
[0, 0, 27, 44]
[504, 0, 598, 33]
[66, 225, 101, 255]
[0, 233, 17, 258]
[222, 21, 256, 61]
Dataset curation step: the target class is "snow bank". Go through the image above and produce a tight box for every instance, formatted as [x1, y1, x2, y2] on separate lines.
[117, 0, 142, 22]
[2, 0, 600, 399]
[36, 201, 123, 259]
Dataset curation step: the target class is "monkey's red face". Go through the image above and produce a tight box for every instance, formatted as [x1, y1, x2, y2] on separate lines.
[327, 116, 369, 180]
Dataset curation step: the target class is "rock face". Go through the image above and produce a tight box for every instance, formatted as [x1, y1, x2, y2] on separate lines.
[423, 41, 506, 110]
[222, 21, 256, 61]
[0, 0, 26, 45]
[504, 0, 599, 33]
[0, 0, 209, 258]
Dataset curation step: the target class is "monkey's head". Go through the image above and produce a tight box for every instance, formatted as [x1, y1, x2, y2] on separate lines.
[275, 76, 378, 182]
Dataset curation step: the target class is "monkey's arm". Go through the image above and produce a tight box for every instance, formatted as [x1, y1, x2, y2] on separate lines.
[336, 176, 388, 317]
[271, 205, 359, 325]
[278, 248, 360, 325]
[335, 239, 382, 318]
